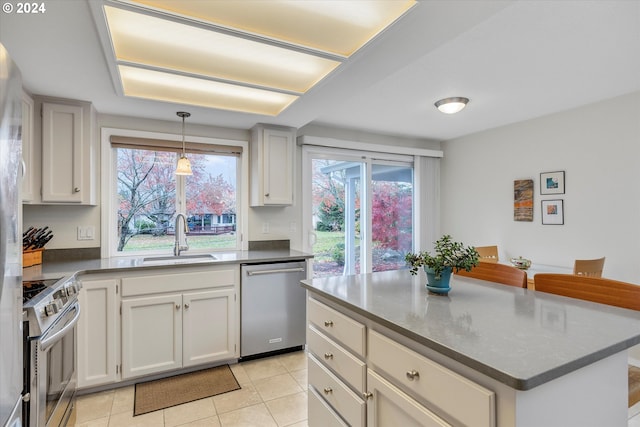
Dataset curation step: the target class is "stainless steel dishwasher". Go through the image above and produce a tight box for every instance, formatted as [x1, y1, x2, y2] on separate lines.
[240, 261, 307, 358]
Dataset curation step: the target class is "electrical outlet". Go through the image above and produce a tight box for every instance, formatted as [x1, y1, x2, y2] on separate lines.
[262, 222, 270, 233]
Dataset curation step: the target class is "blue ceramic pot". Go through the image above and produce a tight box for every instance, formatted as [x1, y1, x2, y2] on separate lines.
[424, 266, 452, 295]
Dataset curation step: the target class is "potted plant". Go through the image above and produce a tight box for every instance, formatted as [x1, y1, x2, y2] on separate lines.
[405, 235, 479, 294]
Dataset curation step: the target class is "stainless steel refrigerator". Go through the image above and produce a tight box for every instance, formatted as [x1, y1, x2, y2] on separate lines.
[0, 42, 24, 427]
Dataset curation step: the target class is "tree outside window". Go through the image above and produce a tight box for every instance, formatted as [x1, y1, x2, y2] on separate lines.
[116, 147, 238, 253]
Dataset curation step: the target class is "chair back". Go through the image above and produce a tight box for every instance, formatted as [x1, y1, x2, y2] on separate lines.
[573, 257, 605, 277]
[475, 245, 499, 263]
[534, 273, 640, 311]
[455, 262, 527, 288]
[535, 273, 640, 409]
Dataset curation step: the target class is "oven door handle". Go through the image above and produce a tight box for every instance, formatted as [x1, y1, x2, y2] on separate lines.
[40, 303, 81, 351]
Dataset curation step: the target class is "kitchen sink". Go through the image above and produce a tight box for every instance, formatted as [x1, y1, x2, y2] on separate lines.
[140, 254, 217, 266]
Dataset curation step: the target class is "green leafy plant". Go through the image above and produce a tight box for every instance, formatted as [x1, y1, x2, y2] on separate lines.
[405, 235, 479, 278]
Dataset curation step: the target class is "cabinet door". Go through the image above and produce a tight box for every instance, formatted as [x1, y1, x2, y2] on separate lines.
[250, 126, 294, 206]
[77, 278, 119, 388]
[121, 293, 182, 379]
[183, 288, 237, 367]
[21, 92, 36, 202]
[262, 128, 293, 205]
[41, 102, 83, 203]
[366, 370, 451, 427]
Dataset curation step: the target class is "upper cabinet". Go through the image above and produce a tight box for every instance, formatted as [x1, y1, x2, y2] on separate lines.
[250, 125, 295, 206]
[24, 96, 97, 205]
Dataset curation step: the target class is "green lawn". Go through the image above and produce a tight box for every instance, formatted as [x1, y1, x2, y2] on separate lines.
[121, 234, 236, 251]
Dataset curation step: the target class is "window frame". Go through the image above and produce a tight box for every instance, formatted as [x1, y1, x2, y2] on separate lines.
[100, 127, 249, 258]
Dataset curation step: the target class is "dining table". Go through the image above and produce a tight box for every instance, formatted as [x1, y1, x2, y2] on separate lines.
[501, 262, 572, 289]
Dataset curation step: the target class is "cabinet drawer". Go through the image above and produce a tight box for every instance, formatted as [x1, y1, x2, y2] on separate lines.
[308, 354, 365, 427]
[308, 325, 366, 393]
[308, 297, 365, 357]
[122, 267, 236, 296]
[308, 386, 348, 427]
[368, 330, 495, 427]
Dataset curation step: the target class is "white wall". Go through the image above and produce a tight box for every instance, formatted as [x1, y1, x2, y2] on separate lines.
[440, 91, 640, 282]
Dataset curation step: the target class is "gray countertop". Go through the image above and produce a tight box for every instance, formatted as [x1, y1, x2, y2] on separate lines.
[301, 269, 640, 390]
[23, 249, 313, 282]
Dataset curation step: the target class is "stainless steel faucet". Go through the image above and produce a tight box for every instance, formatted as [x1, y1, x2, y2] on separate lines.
[174, 213, 189, 256]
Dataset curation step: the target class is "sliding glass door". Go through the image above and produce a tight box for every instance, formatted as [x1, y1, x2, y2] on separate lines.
[371, 162, 413, 272]
[303, 147, 414, 278]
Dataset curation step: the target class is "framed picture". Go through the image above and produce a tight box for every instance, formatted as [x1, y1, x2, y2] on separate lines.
[540, 171, 565, 195]
[541, 199, 564, 225]
[514, 179, 534, 221]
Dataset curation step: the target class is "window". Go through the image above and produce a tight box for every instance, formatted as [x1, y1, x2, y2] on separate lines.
[304, 147, 418, 278]
[102, 128, 247, 257]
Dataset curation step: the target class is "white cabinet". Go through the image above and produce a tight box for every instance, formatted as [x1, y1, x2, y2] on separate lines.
[27, 96, 96, 205]
[21, 91, 36, 202]
[366, 370, 451, 427]
[307, 296, 496, 427]
[367, 329, 495, 427]
[307, 296, 366, 426]
[77, 278, 119, 389]
[182, 288, 236, 367]
[121, 293, 183, 378]
[120, 266, 239, 380]
[250, 125, 295, 206]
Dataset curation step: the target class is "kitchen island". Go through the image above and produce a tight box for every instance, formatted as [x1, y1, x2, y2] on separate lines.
[302, 269, 640, 427]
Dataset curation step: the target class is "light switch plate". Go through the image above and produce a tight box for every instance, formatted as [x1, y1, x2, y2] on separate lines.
[77, 225, 95, 240]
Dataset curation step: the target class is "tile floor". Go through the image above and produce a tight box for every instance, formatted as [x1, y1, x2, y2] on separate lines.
[72, 350, 308, 427]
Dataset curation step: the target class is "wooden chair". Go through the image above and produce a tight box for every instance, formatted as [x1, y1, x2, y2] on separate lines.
[455, 262, 527, 288]
[573, 257, 605, 277]
[475, 245, 499, 263]
[534, 273, 640, 407]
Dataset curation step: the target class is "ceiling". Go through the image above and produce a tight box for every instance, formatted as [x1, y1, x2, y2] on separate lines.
[1, 0, 639, 142]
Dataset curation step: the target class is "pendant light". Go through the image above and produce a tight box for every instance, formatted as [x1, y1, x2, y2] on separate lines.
[435, 97, 469, 114]
[175, 111, 192, 175]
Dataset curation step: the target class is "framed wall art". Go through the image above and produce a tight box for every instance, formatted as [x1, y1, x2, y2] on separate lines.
[514, 179, 534, 221]
[541, 199, 564, 225]
[540, 171, 565, 195]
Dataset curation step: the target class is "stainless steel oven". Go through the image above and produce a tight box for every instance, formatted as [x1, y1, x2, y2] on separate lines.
[23, 278, 81, 427]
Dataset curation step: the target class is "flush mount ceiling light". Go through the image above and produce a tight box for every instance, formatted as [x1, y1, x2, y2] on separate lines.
[175, 111, 192, 176]
[435, 97, 470, 114]
[96, 0, 416, 116]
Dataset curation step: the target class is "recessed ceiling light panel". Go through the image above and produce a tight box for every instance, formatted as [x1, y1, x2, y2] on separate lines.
[121, 0, 417, 57]
[98, 0, 416, 115]
[105, 6, 340, 93]
[119, 65, 299, 116]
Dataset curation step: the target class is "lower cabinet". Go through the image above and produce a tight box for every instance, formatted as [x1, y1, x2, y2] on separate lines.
[121, 287, 236, 379]
[76, 265, 239, 389]
[121, 293, 183, 378]
[77, 278, 119, 388]
[366, 370, 450, 427]
[307, 296, 496, 427]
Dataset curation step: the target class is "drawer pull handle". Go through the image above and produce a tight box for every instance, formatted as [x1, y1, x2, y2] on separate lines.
[363, 392, 373, 399]
[324, 353, 334, 360]
[406, 370, 420, 381]
[74, 187, 80, 193]
[324, 320, 334, 327]
[176, 304, 181, 309]
[323, 387, 333, 395]
[184, 303, 189, 309]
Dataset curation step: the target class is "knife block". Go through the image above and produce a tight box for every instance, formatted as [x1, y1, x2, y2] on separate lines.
[23, 248, 43, 268]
